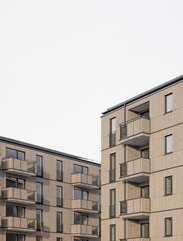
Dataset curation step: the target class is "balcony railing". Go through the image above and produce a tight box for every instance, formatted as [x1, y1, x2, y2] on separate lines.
[120, 198, 150, 219]
[120, 158, 150, 183]
[120, 239, 150, 241]
[71, 173, 100, 189]
[2, 187, 36, 204]
[2, 217, 36, 232]
[120, 116, 150, 146]
[72, 199, 99, 213]
[2, 158, 36, 176]
[71, 224, 99, 237]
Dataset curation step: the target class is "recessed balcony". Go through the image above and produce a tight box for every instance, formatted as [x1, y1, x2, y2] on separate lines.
[2, 158, 36, 177]
[120, 198, 150, 220]
[2, 187, 36, 205]
[72, 199, 99, 214]
[120, 158, 150, 183]
[2, 217, 36, 232]
[120, 116, 150, 147]
[71, 173, 100, 189]
[71, 225, 99, 238]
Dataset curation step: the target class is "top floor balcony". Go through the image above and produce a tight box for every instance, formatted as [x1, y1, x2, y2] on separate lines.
[2, 157, 36, 177]
[120, 116, 150, 147]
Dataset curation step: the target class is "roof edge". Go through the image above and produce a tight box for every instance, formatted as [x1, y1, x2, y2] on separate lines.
[0, 136, 100, 166]
[102, 75, 183, 115]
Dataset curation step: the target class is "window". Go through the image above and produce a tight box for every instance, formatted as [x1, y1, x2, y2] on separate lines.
[56, 186, 63, 207]
[6, 205, 25, 217]
[109, 153, 116, 183]
[6, 148, 25, 160]
[141, 185, 149, 198]
[36, 182, 43, 204]
[56, 160, 63, 181]
[165, 176, 173, 196]
[110, 224, 116, 241]
[165, 217, 172, 236]
[36, 209, 43, 231]
[109, 189, 116, 218]
[74, 188, 88, 200]
[73, 164, 88, 174]
[109, 118, 116, 147]
[165, 93, 173, 113]
[6, 176, 25, 189]
[165, 135, 173, 154]
[36, 236, 42, 241]
[141, 223, 149, 238]
[56, 212, 63, 233]
[74, 212, 88, 225]
[141, 148, 149, 159]
[36, 155, 43, 177]
[6, 234, 25, 241]
[56, 238, 63, 241]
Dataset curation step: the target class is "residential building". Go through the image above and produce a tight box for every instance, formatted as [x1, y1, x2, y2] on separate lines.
[101, 75, 183, 241]
[0, 136, 101, 241]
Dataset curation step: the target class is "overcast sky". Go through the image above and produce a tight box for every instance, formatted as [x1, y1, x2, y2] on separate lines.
[0, 1, 182, 162]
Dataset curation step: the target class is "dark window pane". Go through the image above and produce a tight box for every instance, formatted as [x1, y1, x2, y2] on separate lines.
[36, 155, 43, 177]
[73, 164, 82, 173]
[56, 160, 63, 181]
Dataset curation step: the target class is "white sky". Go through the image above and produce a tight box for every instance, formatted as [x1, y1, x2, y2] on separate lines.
[0, 1, 182, 162]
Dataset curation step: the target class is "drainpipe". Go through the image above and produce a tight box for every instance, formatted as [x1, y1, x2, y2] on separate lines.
[124, 102, 127, 240]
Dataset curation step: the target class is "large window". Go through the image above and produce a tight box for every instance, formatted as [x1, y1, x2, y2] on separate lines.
[109, 189, 116, 218]
[141, 223, 149, 238]
[165, 217, 173, 237]
[36, 209, 43, 231]
[165, 93, 173, 113]
[141, 148, 149, 159]
[56, 186, 63, 207]
[6, 234, 25, 241]
[74, 188, 88, 200]
[56, 212, 63, 233]
[36, 182, 43, 204]
[165, 176, 173, 196]
[56, 160, 63, 181]
[141, 185, 149, 198]
[36, 155, 43, 177]
[109, 153, 116, 183]
[165, 135, 173, 154]
[74, 212, 88, 225]
[73, 164, 88, 174]
[109, 118, 116, 147]
[6, 176, 25, 189]
[6, 148, 25, 160]
[110, 224, 116, 241]
[6, 205, 25, 218]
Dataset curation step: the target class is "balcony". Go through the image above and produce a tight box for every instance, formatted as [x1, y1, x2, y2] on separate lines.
[120, 158, 150, 183]
[120, 116, 150, 147]
[71, 173, 100, 189]
[71, 225, 99, 238]
[2, 158, 36, 177]
[2, 217, 36, 232]
[120, 198, 150, 220]
[72, 200, 99, 213]
[120, 239, 150, 241]
[2, 187, 36, 204]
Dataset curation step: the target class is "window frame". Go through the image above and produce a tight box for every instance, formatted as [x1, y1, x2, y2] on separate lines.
[73, 164, 88, 175]
[109, 153, 116, 183]
[56, 186, 63, 207]
[165, 176, 173, 196]
[110, 224, 116, 241]
[165, 134, 173, 154]
[36, 182, 43, 204]
[56, 212, 63, 233]
[165, 93, 173, 114]
[165, 217, 173, 237]
[109, 189, 116, 218]
[36, 209, 43, 231]
[36, 155, 43, 177]
[6, 148, 25, 161]
[56, 160, 63, 181]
